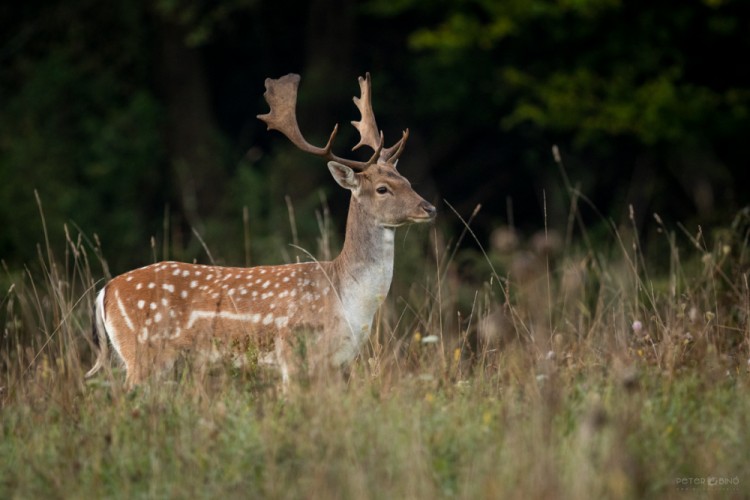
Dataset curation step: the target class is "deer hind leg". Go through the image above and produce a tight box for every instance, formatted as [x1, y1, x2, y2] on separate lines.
[121, 341, 179, 390]
[124, 366, 144, 391]
[122, 347, 152, 390]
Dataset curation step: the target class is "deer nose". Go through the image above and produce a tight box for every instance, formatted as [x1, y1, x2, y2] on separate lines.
[420, 201, 437, 219]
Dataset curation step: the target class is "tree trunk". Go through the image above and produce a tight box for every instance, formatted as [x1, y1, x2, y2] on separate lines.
[156, 19, 224, 236]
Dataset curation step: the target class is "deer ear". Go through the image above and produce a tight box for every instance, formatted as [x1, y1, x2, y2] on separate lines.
[328, 161, 360, 190]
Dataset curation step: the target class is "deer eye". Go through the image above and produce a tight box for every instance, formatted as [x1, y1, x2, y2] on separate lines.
[376, 186, 389, 195]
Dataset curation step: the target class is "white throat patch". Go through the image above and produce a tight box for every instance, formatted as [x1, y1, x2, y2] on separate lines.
[334, 227, 396, 363]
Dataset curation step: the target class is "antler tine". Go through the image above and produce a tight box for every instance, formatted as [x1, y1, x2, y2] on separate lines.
[323, 123, 339, 155]
[351, 72, 410, 166]
[257, 74, 371, 171]
[351, 72, 383, 153]
[381, 129, 409, 165]
[362, 131, 384, 165]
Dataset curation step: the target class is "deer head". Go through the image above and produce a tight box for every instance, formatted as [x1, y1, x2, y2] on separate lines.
[257, 73, 436, 229]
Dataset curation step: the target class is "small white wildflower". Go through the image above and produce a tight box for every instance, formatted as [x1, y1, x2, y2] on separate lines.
[421, 335, 439, 344]
[632, 320, 643, 333]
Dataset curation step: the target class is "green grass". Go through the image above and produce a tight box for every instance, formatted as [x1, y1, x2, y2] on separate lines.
[2, 203, 749, 499]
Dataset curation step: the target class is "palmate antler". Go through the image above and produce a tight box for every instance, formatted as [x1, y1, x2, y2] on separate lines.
[257, 73, 408, 171]
[351, 73, 409, 165]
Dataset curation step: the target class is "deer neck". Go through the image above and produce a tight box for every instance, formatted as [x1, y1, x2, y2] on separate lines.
[331, 195, 395, 341]
[335, 196, 395, 295]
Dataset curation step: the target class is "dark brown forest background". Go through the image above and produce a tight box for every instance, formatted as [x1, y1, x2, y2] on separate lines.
[2, 0, 749, 272]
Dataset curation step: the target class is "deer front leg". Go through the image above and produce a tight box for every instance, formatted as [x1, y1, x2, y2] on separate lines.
[274, 335, 292, 391]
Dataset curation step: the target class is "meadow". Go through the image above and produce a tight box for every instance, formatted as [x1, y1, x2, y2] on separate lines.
[1, 191, 749, 499]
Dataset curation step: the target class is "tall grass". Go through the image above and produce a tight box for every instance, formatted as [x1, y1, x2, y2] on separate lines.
[1, 190, 749, 499]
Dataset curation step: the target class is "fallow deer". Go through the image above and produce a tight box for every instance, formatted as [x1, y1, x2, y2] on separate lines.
[86, 73, 436, 387]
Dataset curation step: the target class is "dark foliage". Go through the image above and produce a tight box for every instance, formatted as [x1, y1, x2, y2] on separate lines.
[1, 0, 748, 270]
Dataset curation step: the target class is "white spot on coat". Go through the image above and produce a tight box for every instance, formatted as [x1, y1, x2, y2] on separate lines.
[138, 328, 149, 343]
[274, 316, 289, 328]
